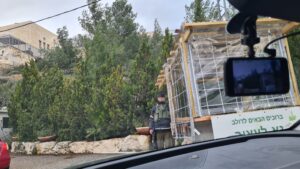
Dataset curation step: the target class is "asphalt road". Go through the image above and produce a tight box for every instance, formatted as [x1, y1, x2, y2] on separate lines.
[10, 153, 123, 169]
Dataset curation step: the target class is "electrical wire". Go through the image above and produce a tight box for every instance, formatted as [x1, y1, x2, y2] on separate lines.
[264, 30, 300, 57]
[0, 0, 101, 33]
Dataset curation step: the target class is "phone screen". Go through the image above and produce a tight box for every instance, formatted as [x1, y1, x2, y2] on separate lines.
[224, 58, 290, 96]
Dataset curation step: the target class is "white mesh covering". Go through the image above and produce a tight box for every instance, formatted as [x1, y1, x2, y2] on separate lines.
[188, 24, 295, 116]
[166, 20, 297, 140]
[166, 48, 192, 138]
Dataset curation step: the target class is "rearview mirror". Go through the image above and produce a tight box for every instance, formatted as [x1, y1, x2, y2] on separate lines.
[224, 57, 290, 96]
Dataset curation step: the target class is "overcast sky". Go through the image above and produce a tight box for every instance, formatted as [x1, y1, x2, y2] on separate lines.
[0, 0, 193, 37]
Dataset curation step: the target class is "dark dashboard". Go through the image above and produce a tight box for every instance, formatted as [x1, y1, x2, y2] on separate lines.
[131, 137, 300, 169]
[76, 132, 300, 169]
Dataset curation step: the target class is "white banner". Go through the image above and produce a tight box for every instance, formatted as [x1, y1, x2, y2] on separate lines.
[211, 106, 300, 139]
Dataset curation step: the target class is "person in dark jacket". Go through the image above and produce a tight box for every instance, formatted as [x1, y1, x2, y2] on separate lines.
[149, 92, 173, 150]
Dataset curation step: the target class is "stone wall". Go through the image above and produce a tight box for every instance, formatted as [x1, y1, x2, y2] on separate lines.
[11, 135, 150, 155]
[0, 46, 33, 67]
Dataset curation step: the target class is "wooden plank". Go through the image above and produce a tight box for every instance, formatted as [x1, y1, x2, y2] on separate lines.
[194, 116, 211, 123]
[283, 38, 300, 105]
[167, 57, 176, 66]
[181, 41, 197, 117]
[183, 28, 192, 42]
[197, 77, 224, 84]
[256, 18, 285, 24]
[175, 116, 211, 123]
[157, 74, 164, 79]
[155, 71, 166, 88]
[173, 43, 179, 50]
[184, 21, 226, 30]
[156, 78, 163, 83]
[165, 65, 178, 136]
[175, 117, 190, 125]
[190, 26, 282, 38]
[167, 56, 175, 61]
[184, 18, 285, 30]
[282, 22, 299, 34]
[156, 80, 164, 86]
[175, 117, 192, 123]
[155, 80, 165, 87]
[170, 51, 176, 56]
[158, 78, 166, 89]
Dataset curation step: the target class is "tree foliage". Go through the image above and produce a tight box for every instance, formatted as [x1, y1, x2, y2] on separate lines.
[185, 0, 237, 22]
[129, 35, 158, 126]
[37, 27, 78, 73]
[194, 0, 207, 22]
[0, 80, 16, 108]
[162, 28, 174, 61]
[8, 61, 40, 141]
[185, 0, 211, 22]
[9, 0, 170, 141]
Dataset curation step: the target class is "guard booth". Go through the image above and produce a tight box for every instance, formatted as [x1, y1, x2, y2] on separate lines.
[156, 18, 300, 144]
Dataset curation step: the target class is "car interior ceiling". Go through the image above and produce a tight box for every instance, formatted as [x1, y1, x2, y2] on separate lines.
[228, 0, 300, 22]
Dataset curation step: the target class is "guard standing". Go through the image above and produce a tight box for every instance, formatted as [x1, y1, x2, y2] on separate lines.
[149, 92, 173, 150]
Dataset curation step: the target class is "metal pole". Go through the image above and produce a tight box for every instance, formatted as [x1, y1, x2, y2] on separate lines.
[188, 43, 202, 117]
[165, 64, 179, 139]
[217, 0, 222, 20]
[223, 0, 228, 20]
[180, 43, 196, 142]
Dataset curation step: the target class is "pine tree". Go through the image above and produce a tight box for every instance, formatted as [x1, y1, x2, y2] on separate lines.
[79, 0, 104, 35]
[185, 0, 231, 22]
[37, 27, 78, 73]
[162, 28, 174, 61]
[194, 0, 206, 22]
[8, 0, 167, 142]
[8, 60, 40, 141]
[129, 36, 159, 126]
[33, 67, 64, 137]
[185, 0, 209, 22]
[150, 19, 163, 66]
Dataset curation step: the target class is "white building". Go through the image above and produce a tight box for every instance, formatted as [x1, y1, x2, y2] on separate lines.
[0, 107, 11, 141]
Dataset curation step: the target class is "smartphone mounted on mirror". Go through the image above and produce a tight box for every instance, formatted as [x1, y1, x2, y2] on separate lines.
[224, 57, 290, 97]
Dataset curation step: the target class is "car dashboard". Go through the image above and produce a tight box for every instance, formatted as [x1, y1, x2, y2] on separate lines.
[130, 137, 300, 169]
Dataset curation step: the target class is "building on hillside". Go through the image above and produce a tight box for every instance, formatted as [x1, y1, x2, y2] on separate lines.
[0, 22, 57, 140]
[0, 21, 58, 67]
[156, 18, 300, 144]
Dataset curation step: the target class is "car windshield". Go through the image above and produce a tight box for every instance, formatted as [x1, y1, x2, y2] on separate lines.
[1, 0, 300, 168]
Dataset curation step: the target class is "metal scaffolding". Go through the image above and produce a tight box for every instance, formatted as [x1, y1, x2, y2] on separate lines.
[161, 19, 300, 142]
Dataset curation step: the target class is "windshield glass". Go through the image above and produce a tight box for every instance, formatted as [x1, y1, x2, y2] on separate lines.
[1, 0, 300, 168]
